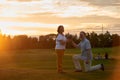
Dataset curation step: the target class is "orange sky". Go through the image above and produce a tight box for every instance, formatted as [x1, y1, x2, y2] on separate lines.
[0, 0, 120, 36]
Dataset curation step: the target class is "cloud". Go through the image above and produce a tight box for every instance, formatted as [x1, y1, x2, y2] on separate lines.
[67, 23, 120, 35]
[0, 1, 119, 28]
[76, 0, 120, 18]
[7, 0, 34, 2]
[0, 0, 119, 19]
[0, 21, 60, 35]
[18, 14, 120, 24]
[0, 13, 120, 29]
[80, 0, 120, 7]
[0, 0, 119, 35]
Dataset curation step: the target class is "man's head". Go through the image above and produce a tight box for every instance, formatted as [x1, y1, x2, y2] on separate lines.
[80, 31, 86, 40]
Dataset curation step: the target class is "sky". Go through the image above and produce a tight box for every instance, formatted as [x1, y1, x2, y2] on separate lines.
[0, 0, 120, 36]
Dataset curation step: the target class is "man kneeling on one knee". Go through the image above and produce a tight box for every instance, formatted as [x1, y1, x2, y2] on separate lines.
[72, 31, 104, 72]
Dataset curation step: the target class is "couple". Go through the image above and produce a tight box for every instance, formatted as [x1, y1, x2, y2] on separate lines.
[55, 25, 104, 73]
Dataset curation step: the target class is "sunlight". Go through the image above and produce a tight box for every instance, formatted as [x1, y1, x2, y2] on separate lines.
[1, 8, 19, 17]
[1, 28, 23, 36]
[0, 0, 7, 3]
[0, 21, 66, 35]
[0, 22, 31, 35]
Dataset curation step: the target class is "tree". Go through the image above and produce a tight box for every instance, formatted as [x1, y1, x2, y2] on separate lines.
[104, 31, 112, 47]
[112, 34, 120, 47]
[90, 32, 99, 48]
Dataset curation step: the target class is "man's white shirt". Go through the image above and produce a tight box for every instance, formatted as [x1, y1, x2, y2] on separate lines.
[77, 38, 93, 60]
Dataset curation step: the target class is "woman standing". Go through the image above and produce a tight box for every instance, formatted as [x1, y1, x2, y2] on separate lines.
[55, 25, 67, 73]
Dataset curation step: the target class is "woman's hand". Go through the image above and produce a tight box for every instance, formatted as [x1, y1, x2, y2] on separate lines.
[67, 38, 72, 43]
[59, 40, 66, 45]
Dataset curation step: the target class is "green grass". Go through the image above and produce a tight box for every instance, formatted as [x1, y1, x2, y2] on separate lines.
[0, 48, 118, 80]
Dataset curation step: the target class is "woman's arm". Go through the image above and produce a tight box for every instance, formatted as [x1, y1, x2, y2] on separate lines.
[58, 40, 66, 45]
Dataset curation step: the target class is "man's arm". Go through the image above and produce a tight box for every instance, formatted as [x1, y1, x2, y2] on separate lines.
[85, 49, 91, 64]
[86, 49, 91, 59]
[72, 40, 79, 48]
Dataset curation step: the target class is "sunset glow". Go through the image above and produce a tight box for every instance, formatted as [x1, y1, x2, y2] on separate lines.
[0, 0, 119, 36]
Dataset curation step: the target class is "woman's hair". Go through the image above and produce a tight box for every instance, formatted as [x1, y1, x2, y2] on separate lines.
[57, 25, 64, 33]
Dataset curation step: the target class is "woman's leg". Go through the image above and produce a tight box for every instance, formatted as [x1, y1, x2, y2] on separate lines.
[56, 50, 64, 72]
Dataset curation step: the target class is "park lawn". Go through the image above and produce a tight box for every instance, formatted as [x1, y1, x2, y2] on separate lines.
[0, 48, 118, 80]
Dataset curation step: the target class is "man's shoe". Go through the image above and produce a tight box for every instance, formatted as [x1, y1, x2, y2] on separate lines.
[101, 64, 104, 71]
[74, 70, 82, 72]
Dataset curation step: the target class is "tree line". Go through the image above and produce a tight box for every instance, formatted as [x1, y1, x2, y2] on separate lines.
[0, 31, 119, 51]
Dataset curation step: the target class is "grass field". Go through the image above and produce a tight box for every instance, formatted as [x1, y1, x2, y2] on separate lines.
[0, 47, 119, 80]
